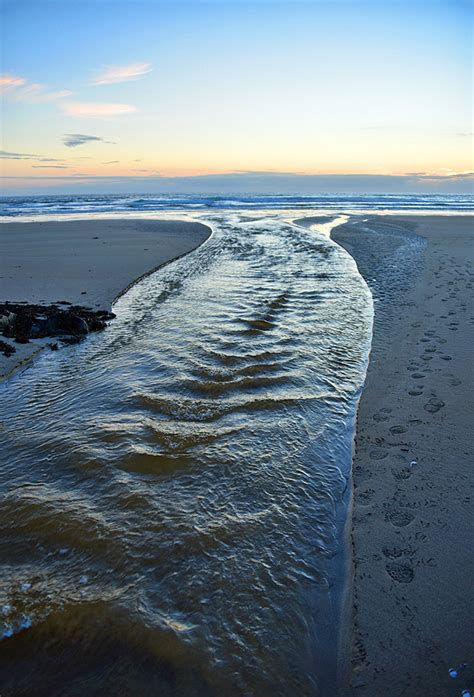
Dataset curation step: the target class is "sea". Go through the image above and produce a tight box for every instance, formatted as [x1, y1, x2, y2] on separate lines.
[0, 193, 471, 696]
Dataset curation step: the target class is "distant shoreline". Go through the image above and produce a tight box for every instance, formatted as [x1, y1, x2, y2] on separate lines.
[331, 215, 473, 696]
[0, 219, 211, 380]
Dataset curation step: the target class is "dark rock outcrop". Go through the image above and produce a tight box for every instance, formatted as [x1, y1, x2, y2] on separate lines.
[0, 302, 116, 348]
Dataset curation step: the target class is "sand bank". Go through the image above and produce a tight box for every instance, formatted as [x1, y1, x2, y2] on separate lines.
[0, 219, 211, 379]
[332, 216, 473, 696]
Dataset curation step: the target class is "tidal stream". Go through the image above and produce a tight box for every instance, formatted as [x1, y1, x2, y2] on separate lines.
[0, 212, 373, 696]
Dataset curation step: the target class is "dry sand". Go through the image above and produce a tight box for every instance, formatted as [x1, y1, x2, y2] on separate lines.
[332, 215, 474, 696]
[0, 219, 211, 379]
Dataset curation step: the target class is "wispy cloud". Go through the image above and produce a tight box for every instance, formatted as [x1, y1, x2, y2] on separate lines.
[0, 74, 27, 91]
[0, 74, 72, 103]
[31, 165, 70, 169]
[0, 149, 38, 160]
[101, 160, 119, 164]
[63, 133, 116, 147]
[61, 102, 137, 118]
[0, 149, 64, 162]
[12, 85, 72, 103]
[92, 62, 152, 85]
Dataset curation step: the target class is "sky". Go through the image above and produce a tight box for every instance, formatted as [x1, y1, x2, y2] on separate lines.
[0, 0, 472, 194]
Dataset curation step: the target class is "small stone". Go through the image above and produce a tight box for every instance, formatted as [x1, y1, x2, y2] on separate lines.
[449, 668, 458, 678]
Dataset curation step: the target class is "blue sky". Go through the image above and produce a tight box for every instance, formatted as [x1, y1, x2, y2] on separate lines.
[1, 0, 472, 193]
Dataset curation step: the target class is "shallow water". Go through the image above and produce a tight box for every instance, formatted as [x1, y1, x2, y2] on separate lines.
[0, 212, 373, 696]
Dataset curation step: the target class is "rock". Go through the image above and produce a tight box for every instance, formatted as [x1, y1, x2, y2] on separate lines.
[45, 313, 89, 336]
[0, 302, 115, 346]
[0, 340, 16, 357]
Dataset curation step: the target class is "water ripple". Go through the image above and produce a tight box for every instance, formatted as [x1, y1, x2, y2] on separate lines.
[0, 213, 372, 696]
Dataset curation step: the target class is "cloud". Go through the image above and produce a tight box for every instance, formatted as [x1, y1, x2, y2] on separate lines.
[0, 74, 72, 103]
[92, 62, 152, 85]
[0, 149, 38, 160]
[101, 160, 119, 164]
[12, 85, 73, 103]
[63, 133, 116, 147]
[61, 102, 137, 118]
[0, 149, 64, 162]
[0, 74, 27, 91]
[31, 165, 70, 169]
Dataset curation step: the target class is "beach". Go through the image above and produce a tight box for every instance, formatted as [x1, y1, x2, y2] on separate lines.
[332, 215, 474, 696]
[0, 210, 472, 696]
[0, 219, 211, 379]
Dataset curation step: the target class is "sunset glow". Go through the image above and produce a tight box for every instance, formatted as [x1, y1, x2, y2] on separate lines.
[1, 0, 472, 193]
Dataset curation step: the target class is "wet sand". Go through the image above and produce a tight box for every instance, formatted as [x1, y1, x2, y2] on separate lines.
[332, 215, 474, 696]
[0, 219, 211, 379]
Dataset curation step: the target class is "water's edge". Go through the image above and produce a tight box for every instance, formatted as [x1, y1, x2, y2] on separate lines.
[0, 223, 213, 383]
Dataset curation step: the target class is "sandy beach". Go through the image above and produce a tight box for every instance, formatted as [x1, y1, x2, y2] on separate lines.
[0, 219, 211, 379]
[332, 215, 474, 696]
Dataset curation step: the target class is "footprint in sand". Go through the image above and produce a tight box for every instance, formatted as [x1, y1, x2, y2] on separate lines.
[358, 489, 376, 504]
[385, 562, 414, 584]
[424, 399, 445, 413]
[409, 389, 423, 396]
[382, 547, 408, 559]
[392, 467, 413, 480]
[385, 509, 415, 527]
[373, 413, 389, 422]
[440, 355, 452, 361]
[390, 425, 407, 434]
[411, 373, 426, 379]
[369, 449, 389, 460]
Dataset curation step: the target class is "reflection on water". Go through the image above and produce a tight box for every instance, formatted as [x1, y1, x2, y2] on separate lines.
[0, 213, 372, 696]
